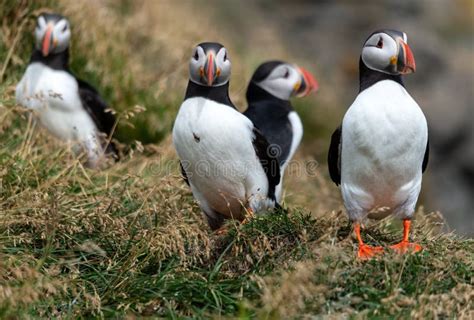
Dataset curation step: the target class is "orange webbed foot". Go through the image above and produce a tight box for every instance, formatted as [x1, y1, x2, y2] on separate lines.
[390, 220, 422, 254]
[358, 244, 384, 260]
[354, 223, 384, 260]
[390, 241, 422, 254]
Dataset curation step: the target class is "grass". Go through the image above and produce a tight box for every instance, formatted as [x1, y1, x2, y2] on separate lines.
[1, 1, 473, 319]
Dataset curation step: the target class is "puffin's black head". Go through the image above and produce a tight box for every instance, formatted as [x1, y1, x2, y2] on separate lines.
[361, 29, 416, 75]
[189, 42, 231, 87]
[35, 13, 71, 57]
[250, 61, 318, 100]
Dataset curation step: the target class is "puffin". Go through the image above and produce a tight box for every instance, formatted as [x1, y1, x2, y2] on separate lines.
[328, 30, 429, 259]
[16, 13, 118, 168]
[172, 42, 281, 230]
[244, 61, 318, 201]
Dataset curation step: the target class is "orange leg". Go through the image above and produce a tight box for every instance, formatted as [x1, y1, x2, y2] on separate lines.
[355, 223, 384, 259]
[390, 220, 422, 254]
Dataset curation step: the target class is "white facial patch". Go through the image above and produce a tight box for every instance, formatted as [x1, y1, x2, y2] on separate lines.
[214, 47, 231, 86]
[361, 33, 398, 74]
[256, 64, 301, 100]
[52, 19, 71, 53]
[188, 46, 206, 85]
[34, 16, 47, 46]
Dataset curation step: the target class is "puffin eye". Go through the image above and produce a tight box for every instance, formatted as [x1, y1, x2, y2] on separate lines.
[193, 51, 199, 61]
[283, 69, 290, 79]
[376, 37, 383, 48]
[62, 24, 68, 32]
[223, 52, 227, 61]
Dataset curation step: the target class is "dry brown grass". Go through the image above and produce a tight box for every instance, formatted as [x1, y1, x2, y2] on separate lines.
[0, 0, 472, 318]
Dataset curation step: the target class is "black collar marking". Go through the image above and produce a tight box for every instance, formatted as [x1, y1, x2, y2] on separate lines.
[184, 80, 235, 108]
[359, 57, 404, 92]
[30, 48, 70, 71]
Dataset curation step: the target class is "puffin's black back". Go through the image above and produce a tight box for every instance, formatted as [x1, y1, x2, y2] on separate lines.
[244, 83, 294, 166]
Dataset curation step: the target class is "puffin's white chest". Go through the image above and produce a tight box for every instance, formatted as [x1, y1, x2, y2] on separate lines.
[172, 97, 269, 215]
[286, 111, 303, 168]
[341, 80, 427, 217]
[15, 63, 97, 141]
[274, 111, 303, 202]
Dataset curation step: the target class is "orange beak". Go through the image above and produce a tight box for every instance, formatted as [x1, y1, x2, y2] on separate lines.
[399, 40, 416, 74]
[206, 53, 215, 86]
[42, 24, 54, 57]
[295, 67, 319, 97]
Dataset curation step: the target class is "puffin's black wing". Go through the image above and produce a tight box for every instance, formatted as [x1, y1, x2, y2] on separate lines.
[76, 78, 118, 156]
[422, 139, 429, 173]
[328, 125, 342, 186]
[244, 101, 293, 166]
[180, 161, 190, 186]
[252, 127, 281, 201]
[76, 78, 117, 138]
